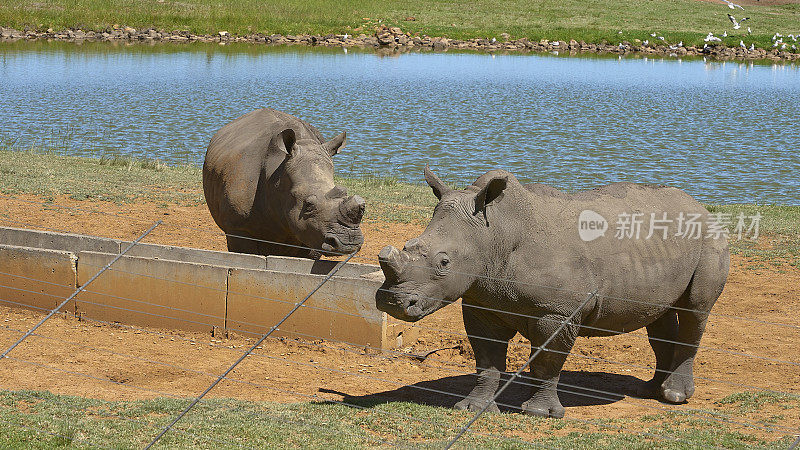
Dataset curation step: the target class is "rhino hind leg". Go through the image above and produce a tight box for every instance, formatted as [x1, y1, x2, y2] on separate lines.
[659, 249, 727, 404]
[520, 313, 581, 418]
[455, 304, 516, 413]
[639, 310, 679, 397]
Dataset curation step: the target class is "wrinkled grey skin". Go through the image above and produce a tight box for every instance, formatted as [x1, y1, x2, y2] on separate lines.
[203, 108, 365, 258]
[377, 167, 729, 418]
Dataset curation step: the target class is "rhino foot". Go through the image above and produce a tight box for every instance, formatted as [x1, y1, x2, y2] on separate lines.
[660, 375, 695, 404]
[521, 396, 565, 418]
[454, 397, 500, 413]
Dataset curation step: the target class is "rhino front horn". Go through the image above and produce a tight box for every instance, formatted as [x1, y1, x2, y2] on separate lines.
[379, 246, 406, 282]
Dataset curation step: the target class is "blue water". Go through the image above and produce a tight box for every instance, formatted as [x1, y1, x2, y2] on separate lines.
[1, 42, 799, 204]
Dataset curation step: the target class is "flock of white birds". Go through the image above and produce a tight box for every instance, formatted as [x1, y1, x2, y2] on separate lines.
[696, 0, 799, 52]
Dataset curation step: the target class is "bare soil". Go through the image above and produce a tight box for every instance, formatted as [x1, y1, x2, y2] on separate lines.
[1, 195, 798, 435]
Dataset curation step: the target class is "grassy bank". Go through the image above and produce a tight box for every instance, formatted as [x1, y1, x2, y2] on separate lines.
[0, 149, 798, 266]
[0, 389, 796, 448]
[1, 0, 799, 51]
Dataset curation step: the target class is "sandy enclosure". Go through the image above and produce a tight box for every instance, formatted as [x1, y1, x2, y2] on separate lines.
[0, 195, 798, 435]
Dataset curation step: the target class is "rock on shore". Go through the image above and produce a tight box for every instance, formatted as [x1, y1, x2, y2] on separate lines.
[0, 25, 797, 62]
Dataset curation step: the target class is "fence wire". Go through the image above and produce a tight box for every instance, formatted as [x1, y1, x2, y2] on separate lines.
[1, 194, 799, 447]
[2, 286, 795, 439]
[0, 305, 729, 449]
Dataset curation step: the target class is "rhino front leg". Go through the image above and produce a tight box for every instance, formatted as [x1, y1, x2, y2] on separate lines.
[520, 313, 580, 418]
[455, 303, 516, 413]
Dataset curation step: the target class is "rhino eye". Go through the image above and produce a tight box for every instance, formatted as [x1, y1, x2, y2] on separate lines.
[301, 197, 318, 217]
[435, 253, 450, 275]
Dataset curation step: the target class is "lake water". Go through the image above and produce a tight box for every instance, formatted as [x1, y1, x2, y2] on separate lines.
[1, 41, 798, 204]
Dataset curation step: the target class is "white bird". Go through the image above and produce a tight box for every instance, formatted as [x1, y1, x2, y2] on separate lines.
[643, 39, 649, 46]
[727, 14, 749, 30]
[490, 37, 496, 43]
[793, 44, 797, 50]
[704, 32, 722, 42]
[650, 32, 657, 37]
[669, 44, 678, 50]
[658, 36, 665, 41]
[722, 31, 728, 37]
[678, 41, 683, 47]
[740, 40, 746, 49]
[789, 34, 797, 41]
[343, 33, 349, 40]
[749, 43, 754, 51]
[720, 0, 744, 10]
[747, 27, 751, 35]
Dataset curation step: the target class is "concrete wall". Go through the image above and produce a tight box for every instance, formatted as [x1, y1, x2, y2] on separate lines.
[266, 255, 380, 278]
[0, 227, 403, 349]
[74, 252, 227, 333]
[226, 268, 388, 348]
[122, 242, 267, 270]
[0, 244, 77, 312]
[0, 226, 120, 253]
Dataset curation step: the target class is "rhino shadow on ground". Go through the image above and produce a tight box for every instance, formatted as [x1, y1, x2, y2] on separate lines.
[319, 370, 646, 412]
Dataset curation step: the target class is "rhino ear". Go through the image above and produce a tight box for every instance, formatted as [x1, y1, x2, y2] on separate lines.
[323, 132, 346, 156]
[424, 165, 452, 200]
[271, 128, 297, 155]
[475, 175, 508, 213]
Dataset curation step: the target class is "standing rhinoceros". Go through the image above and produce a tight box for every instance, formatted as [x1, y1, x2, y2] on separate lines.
[203, 108, 365, 258]
[376, 167, 729, 418]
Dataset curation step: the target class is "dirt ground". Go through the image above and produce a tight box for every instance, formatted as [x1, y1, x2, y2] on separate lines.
[1, 195, 799, 438]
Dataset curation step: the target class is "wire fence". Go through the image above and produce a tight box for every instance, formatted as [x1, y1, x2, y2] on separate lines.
[0, 193, 799, 448]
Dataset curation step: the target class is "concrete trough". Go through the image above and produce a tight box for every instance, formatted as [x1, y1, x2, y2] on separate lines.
[74, 251, 227, 333]
[0, 226, 121, 253]
[0, 244, 77, 313]
[266, 255, 382, 278]
[226, 268, 388, 348]
[121, 242, 267, 270]
[0, 226, 410, 349]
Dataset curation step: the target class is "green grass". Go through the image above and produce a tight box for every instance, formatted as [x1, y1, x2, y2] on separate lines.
[0, 148, 798, 266]
[0, 389, 795, 448]
[1, 0, 799, 52]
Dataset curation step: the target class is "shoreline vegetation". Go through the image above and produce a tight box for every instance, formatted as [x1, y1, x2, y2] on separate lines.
[2, 24, 799, 62]
[0, 149, 797, 267]
[0, 0, 799, 61]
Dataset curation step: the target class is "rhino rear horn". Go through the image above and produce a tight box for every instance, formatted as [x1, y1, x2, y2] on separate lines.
[323, 132, 347, 156]
[424, 165, 452, 200]
[339, 195, 366, 225]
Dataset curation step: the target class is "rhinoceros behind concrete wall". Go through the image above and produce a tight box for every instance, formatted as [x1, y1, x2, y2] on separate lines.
[203, 108, 365, 259]
[377, 167, 729, 418]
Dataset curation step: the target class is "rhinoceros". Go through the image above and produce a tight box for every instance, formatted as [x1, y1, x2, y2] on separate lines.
[203, 108, 365, 258]
[376, 167, 729, 418]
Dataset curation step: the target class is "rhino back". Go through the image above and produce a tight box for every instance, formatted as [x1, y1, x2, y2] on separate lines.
[496, 182, 727, 334]
[203, 108, 325, 227]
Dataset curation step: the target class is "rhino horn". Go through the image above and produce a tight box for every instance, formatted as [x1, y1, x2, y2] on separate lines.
[339, 195, 366, 225]
[424, 165, 452, 200]
[322, 132, 347, 156]
[379, 246, 408, 282]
